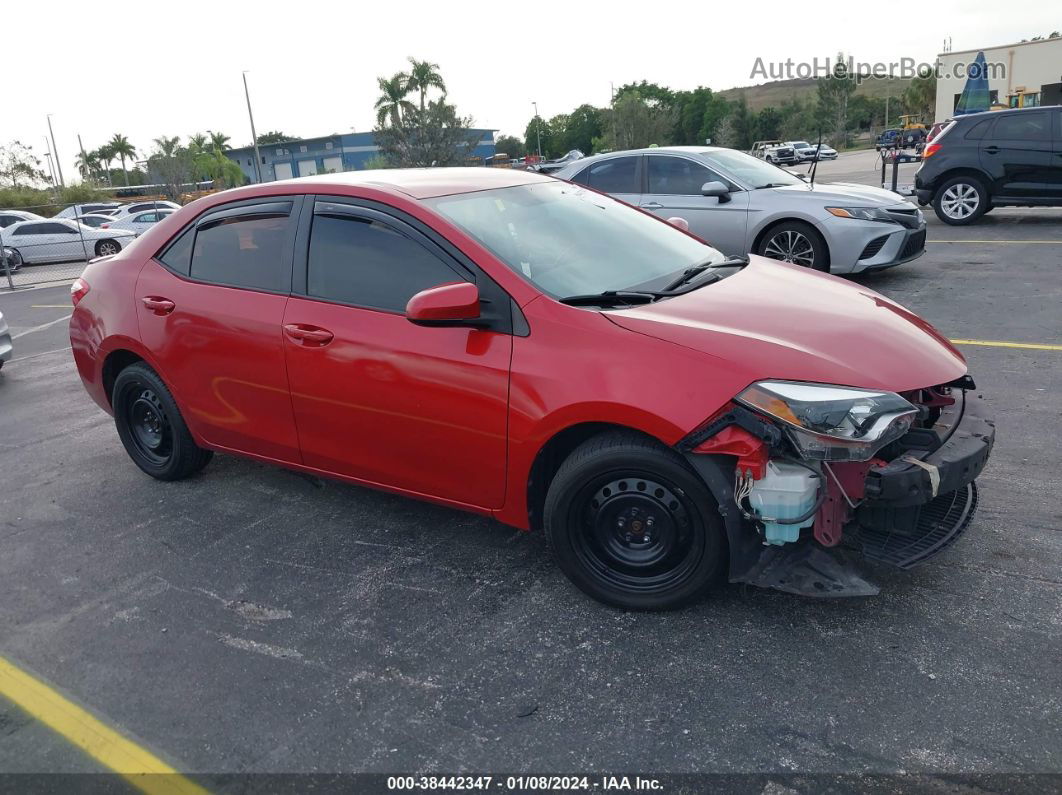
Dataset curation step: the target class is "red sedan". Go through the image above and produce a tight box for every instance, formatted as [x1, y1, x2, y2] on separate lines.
[70, 168, 993, 609]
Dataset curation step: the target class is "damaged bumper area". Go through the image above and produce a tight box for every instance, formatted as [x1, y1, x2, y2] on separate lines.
[683, 385, 995, 597]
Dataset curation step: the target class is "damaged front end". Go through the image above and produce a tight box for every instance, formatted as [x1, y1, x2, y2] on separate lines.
[679, 377, 995, 597]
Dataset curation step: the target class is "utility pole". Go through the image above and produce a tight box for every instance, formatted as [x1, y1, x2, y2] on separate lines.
[532, 101, 542, 160]
[42, 137, 58, 189]
[243, 71, 263, 183]
[46, 114, 65, 188]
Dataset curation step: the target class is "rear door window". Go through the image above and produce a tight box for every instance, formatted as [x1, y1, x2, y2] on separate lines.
[993, 112, 1051, 141]
[587, 156, 639, 194]
[188, 202, 295, 292]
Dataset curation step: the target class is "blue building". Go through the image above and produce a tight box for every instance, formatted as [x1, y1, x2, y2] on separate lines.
[226, 130, 497, 183]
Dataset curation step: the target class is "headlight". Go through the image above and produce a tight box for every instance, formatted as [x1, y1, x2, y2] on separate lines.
[825, 206, 895, 223]
[736, 380, 918, 461]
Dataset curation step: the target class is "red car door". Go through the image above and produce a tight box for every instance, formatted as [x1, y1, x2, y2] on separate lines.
[136, 198, 302, 463]
[282, 200, 512, 510]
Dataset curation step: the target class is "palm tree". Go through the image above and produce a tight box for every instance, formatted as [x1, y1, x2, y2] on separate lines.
[108, 133, 137, 186]
[75, 150, 101, 184]
[96, 143, 116, 187]
[188, 133, 208, 155]
[374, 74, 415, 127]
[404, 58, 446, 111]
[207, 131, 231, 153]
[152, 136, 181, 157]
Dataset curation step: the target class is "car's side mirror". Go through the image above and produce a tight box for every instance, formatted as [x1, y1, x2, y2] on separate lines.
[666, 216, 689, 232]
[406, 282, 483, 328]
[701, 181, 731, 203]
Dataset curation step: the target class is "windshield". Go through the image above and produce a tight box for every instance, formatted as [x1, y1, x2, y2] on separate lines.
[703, 150, 804, 189]
[792, 141, 810, 148]
[427, 182, 724, 298]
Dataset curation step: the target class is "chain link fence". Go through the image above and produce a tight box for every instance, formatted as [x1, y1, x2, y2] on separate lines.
[1, 198, 177, 291]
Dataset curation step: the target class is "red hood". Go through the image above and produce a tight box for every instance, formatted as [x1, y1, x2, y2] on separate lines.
[605, 256, 966, 392]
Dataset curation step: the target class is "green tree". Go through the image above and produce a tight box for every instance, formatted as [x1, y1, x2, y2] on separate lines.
[721, 96, 757, 149]
[148, 136, 194, 199]
[96, 144, 116, 187]
[208, 131, 231, 153]
[108, 133, 137, 186]
[756, 107, 784, 141]
[671, 87, 729, 145]
[816, 53, 857, 146]
[557, 104, 604, 154]
[75, 149, 102, 185]
[901, 67, 936, 122]
[404, 58, 447, 111]
[602, 92, 674, 150]
[374, 99, 479, 167]
[494, 134, 524, 158]
[187, 133, 208, 155]
[524, 115, 555, 158]
[0, 141, 48, 188]
[256, 131, 296, 144]
[614, 81, 675, 109]
[375, 74, 416, 127]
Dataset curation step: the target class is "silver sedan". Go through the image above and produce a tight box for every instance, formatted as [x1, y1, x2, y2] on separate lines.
[553, 146, 926, 274]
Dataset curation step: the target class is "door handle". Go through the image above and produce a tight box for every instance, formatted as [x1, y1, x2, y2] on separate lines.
[141, 296, 175, 315]
[641, 202, 664, 210]
[983, 146, 1000, 155]
[284, 323, 334, 346]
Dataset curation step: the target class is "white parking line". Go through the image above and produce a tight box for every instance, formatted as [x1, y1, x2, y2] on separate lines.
[11, 313, 72, 340]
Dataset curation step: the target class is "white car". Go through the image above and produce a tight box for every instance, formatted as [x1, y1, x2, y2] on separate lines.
[111, 200, 180, 218]
[0, 218, 135, 263]
[0, 308, 11, 370]
[74, 213, 116, 229]
[54, 202, 121, 219]
[0, 209, 44, 229]
[789, 141, 838, 162]
[102, 208, 175, 236]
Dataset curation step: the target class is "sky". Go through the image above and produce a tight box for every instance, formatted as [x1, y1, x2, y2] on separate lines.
[4, 0, 1057, 184]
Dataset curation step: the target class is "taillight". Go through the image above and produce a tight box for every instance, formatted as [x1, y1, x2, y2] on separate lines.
[922, 143, 941, 159]
[71, 278, 90, 307]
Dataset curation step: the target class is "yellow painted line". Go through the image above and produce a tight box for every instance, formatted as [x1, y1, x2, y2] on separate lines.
[0, 656, 209, 795]
[31, 304, 72, 308]
[950, 339, 1062, 351]
[929, 239, 1062, 244]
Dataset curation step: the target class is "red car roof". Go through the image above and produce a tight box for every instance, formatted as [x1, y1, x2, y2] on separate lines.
[278, 166, 550, 200]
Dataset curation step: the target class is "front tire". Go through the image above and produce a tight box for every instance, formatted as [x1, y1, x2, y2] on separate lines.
[933, 176, 988, 225]
[95, 239, 121, 257]
[544, 431, 726, 611]
[757, 220, 829, 271]
[112, 363, 212, 480]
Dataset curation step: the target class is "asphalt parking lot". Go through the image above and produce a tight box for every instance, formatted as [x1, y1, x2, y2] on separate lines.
[1, 157, 1060, 789]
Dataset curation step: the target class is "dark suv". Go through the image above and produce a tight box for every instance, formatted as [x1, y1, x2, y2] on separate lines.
[915, 106, 1062, 225]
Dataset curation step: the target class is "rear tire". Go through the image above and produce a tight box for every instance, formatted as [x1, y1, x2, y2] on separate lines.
[95, 239, 121, 257]
[933, 176, 988, 225]
[544, 431, 726, 611]
[112, 363, 212, 480]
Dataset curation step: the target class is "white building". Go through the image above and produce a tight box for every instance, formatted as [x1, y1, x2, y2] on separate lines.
[935, 36, 1062, 121]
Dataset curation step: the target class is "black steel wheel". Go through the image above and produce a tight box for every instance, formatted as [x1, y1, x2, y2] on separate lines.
[112, 362, 212, 480]
[544, 431, 726, 610]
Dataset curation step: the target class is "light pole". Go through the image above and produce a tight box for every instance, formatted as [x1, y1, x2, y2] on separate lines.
[42, 137, 57, 189]
[46, 114, 65, 188]
[532, 101, 542, 160]
[243, 71, 263, 183]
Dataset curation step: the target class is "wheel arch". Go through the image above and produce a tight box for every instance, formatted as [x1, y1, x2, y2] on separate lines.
[929, 167, 990, 194]
[101, 348, 147, 406]
[525, 422, 671, 532]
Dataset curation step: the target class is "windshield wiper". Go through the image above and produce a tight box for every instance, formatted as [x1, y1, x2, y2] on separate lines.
[661, 255, 750, 292]
[753, 182, 792, 189]
[559, 290, 661, 307]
